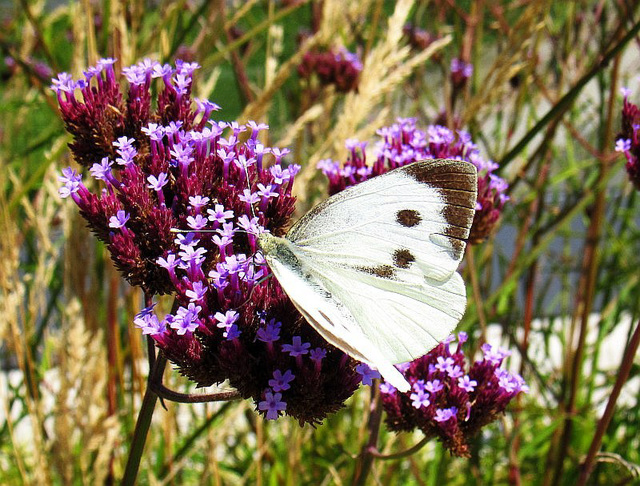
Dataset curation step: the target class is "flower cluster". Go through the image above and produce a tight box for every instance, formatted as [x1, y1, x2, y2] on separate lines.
[616, 87, 640, 190]
[402, 24, 441, 53]
[297, 47, 363, 93]
[380, 333, 528, 457]
[53, 58, 363, 424]
[4, 55, 53, 81]
[318, 118, 508, 243]
[450, 58, 473, 89]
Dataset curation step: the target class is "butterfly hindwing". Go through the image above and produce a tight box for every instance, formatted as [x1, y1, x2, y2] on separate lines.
[263, 251, 414, 391]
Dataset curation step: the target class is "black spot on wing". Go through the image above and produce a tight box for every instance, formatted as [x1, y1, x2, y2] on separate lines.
[396, 209, 421, 227]
[357, 264, 395, 279]
[393, 248, 415, 269]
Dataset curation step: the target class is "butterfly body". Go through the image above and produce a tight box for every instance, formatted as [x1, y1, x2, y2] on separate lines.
[258, 159, 478, 392]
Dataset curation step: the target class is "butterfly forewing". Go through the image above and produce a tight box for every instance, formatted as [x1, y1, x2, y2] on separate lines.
[287, 160, 477, 281]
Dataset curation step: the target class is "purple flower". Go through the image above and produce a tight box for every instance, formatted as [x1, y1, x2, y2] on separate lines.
[482, 343, 509, 365]
[380, 382, 396, 394]
[214, 310, 239, 330]
[134, 306, 167, 335]
[282, 336, 311, 357]
[185, 281, 208, 302]
[451, 58, 473, 87]
[298, 47, 362, 92]
[258, 391, 287, 420]
[410, 389, 431, 409]
[435, 356, 455, 373]
[90, 157, 114, 181]
[237, 215, 262, 236]
[310, 347, 326, 364]
[616, 138, 632, 153]
[458, 375, 477, 392]
[109, 210, 130, 229]
[434, 407, 458, 423]
[256, 183, 279, 199]
[356, 363, 381, 386]
[171, 303, 202, 335]
[616, 93, 640, 189]
[189, 195, 210, 209]
[425, 379, 443, 393]
[224, 324, 241, 340]
[257, 319, 281, 343]
[58, 167, 83, 199]
[186, 214, 209, 230]
[207, 204, 234, 225]
[269, 369, 295, 392]
[447, 365, 464, 379]
[51, 72, 76, 93]
[147, 173, 169, 192]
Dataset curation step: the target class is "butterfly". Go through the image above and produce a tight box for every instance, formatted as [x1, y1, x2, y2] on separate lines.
[258, 159, 478, 392]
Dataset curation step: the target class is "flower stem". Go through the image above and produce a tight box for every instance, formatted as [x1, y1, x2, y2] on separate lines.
[351, 384, 383, 486]
[575, 318, 640, 486]
[500, 16, 640, 166]
[121, 345, 166, 486]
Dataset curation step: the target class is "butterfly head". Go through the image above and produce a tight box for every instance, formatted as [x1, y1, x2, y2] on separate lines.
[257, 232, 299, 267]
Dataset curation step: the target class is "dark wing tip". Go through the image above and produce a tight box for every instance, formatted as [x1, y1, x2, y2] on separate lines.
[401, 159, 478, 252]
[402, 159, 478, 195]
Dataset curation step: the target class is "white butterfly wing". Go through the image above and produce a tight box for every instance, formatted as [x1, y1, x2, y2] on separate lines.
[260, 159, 477, 392]
[262, 253, 412, 391]
[288, 160, 476, 280]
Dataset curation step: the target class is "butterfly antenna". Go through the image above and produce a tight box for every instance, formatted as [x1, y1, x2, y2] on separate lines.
[241, 161, 258, 221]
[234, 273, 274, 310]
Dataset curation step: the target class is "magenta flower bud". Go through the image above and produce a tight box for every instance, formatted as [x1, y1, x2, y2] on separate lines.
[298, 47, 362, 93]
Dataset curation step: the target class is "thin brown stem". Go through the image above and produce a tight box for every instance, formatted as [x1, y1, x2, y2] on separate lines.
[366, 436, 431, 460]
[576, 319, 640, 485]
[351, 384, 383, 486]
[466, 245, 487, 342]
[552, 31, 622, 486]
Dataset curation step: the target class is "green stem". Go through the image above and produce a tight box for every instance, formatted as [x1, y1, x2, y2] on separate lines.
[121, 348, 166, 485]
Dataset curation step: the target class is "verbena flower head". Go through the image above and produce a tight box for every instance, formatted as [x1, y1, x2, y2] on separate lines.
[616, 87, 640, 190]
[297, 47, 363, 93]
[318, 118, 508, 243]
[53, 58, 363, 425]
[450, 58, 473, 88]
[402, 24, 441, 54]
[380, 333, 528, 457]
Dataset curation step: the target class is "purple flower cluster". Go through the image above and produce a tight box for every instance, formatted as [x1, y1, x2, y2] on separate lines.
[380, 333, 528, 457]
[450, 58, 473, 88]
[53, 58, 363, 424]
[616, 87, 640, 190]
[297, 47, 363, 93]
[402, 24, 441, 54]
[5, 55, 53, 81]
[318, 118, 509, 243]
